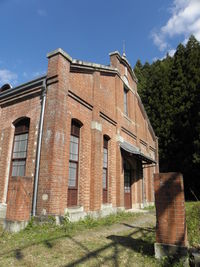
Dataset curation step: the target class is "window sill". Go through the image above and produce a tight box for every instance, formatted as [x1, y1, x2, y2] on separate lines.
[10, 176, 32, 179]
[101, 203, 112, 210]
[65, 206, 84, 213]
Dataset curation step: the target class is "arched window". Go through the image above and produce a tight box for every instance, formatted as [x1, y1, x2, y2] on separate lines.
[103, 135, 110, 204]
[68, 119, 82, 206]
[11, 118, 30, 177]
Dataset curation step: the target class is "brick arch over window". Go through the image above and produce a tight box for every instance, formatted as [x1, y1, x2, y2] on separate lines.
[103, 134, 110, 142]
[102, 134, 110, 204]
[67, 118, 83, 207]
[11, 117, 30, 177]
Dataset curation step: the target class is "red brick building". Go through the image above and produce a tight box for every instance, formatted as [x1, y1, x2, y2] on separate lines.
[0, 49, 159, 231]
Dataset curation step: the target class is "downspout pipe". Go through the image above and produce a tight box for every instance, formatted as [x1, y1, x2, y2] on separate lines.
[32, 79, 47, 217]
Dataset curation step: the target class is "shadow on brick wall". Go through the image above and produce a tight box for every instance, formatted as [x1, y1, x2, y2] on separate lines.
[154, 173, 187, 247]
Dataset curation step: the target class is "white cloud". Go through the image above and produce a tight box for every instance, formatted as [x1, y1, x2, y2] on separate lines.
[151, 32, 168, 51]
[168, 49, 176, 57]
[23, 71, 27, 77]
[152, 57, 159, 62]
[152, 0, 200, 51]
[152, 48, 176, 62]
[0, 69, 17, 85]
[32, 70, 46, 78]
[37, 9, 47, 17]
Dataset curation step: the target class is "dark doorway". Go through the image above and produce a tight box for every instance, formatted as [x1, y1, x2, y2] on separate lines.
[124, 161, 132, 209]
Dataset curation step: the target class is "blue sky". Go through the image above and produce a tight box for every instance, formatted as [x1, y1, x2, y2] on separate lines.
[0, 0, 200, 86]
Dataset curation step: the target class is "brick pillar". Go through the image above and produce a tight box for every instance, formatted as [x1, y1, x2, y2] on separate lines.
[154, 172, 188, 259]
[90, 71, 102, 211]
[4, 176, 33, 232]
[37, 50, 71, 216]
[116, 143, 123, 207]
[90, 123, 102, 211]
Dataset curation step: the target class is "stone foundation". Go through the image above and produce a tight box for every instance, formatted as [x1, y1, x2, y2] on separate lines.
[0, 203, 7, 224]
[155, 243, 188, 259]
[3, 220, 29, 233]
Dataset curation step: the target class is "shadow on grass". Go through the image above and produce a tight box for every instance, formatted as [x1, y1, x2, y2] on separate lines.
[122, 223, 156, 232]
[0, 232, 69, 261]
[0, 225, 155, 266]
[44, 240, 54, 249]
[107, 235, 154, 256]
[64, 226, 155, 267]
[14, 249, 23, 260]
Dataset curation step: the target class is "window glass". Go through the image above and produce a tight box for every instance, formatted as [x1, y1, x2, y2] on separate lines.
[103, 169, 107, 189]
[11, 119, 29, 177]
[103, 137, 108, 190]
[68, 162, 77, 187]
[68, 120, 81, 188]
[124, 88, 128, 115]
[12, 158, 26, 176]
[103, 148, 108, 168]
[70, 136, 79, 161]
[13, 134, 28, 159]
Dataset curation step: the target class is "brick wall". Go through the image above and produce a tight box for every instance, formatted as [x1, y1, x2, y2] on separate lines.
[154, 173, 187, 246]
[37, 50, 158, 214]
[6, 176, 33, 222]
[0, 49, 158, 224]
[0, 95, 41, 206]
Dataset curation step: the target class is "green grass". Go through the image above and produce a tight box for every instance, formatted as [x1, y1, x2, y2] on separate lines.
[0, 203, 199, 266]
[185, 201, 200, 248]
[0, 211, 157, 267]
[143, 204, 155, 211]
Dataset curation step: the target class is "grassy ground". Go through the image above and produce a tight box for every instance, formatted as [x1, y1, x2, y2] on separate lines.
[185, 201, 200, 248]
[0, 202, 199, 267]
[0, 211, 159, 267]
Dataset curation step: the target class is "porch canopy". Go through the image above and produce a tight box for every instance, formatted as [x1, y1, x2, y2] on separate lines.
[120, 141, 156, 165]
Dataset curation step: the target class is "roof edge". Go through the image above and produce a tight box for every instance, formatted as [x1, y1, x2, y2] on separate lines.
[109, 50, 138, 83]
[47, 48, 72, 62]
[0, 75, 46, 99]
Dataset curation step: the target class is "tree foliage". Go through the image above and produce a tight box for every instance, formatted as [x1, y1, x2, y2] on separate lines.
[134, 35, 200, 199]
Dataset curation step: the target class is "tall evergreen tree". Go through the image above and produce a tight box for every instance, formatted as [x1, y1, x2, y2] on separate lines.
[134, 35, 200, 199]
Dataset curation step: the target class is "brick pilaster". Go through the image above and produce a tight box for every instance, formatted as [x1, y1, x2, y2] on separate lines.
[154, 172, 187, 258]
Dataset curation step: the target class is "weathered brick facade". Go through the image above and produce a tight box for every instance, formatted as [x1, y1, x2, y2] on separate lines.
[0, 49, 159, 229]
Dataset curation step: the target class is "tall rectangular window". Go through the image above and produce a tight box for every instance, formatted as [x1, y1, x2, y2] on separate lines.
[103, 137, 108, 203]
[11, 118, 30, 177]
[68, 120, 82, 207]
[124, 87, 128, 115]
[68, 123, 80, 188]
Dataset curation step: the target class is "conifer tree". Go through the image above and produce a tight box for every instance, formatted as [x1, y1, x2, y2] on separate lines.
[134, 35, 200, 199]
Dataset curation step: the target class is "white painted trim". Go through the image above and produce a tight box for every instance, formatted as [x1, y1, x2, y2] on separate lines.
[91, 121, 102, 132]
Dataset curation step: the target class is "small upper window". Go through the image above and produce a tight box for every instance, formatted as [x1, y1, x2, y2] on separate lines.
[125, 67, 128, 76]
[124, 87, 128, 116]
